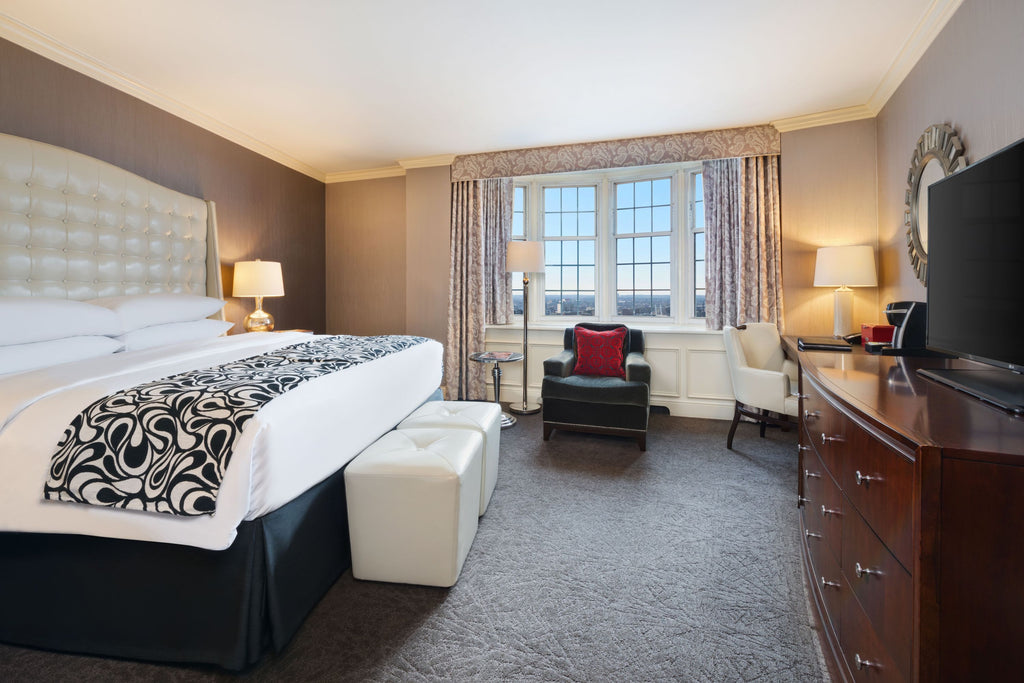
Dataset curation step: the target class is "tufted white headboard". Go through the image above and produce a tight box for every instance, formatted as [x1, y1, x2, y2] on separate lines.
[0, 132, 222, 301]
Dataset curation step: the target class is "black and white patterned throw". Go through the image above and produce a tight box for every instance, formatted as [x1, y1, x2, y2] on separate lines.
[44, 335, 428, 516]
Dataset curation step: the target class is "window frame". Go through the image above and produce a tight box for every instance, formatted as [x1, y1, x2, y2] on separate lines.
[515, 162, 703, 326]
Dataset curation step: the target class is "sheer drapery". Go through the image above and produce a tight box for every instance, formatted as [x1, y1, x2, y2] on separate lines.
[703, 155, 784, 330]
[444, 178, 513, 400]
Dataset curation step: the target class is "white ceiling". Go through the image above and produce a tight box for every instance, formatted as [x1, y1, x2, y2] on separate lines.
[0, 0, 961, 181]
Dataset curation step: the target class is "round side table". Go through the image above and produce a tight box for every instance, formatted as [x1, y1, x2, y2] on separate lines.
[468, 351, 523, 429]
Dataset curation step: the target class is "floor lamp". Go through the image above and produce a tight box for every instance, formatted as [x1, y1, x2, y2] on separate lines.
[813, 245, 877, 337]
[506, 240, 544, 415]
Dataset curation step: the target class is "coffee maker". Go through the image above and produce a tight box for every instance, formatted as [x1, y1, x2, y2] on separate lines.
[880, 301, 927, 354]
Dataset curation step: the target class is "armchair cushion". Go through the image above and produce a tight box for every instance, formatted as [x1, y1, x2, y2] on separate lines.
[573, 325, 627, 377]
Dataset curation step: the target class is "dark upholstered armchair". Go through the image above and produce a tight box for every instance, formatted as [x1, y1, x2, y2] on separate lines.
[541, 323, 651, 450]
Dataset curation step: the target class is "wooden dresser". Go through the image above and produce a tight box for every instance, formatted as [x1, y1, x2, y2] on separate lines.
[791, 343, 1024, 682]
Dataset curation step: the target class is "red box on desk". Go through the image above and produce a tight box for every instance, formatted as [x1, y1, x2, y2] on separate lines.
[861, 324, 895, 345]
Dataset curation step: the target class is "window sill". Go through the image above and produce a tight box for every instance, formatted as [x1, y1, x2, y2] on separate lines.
[487, 321, 718, 335]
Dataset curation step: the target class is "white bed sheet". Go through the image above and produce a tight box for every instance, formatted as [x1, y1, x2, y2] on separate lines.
[0, 332, 442, 550]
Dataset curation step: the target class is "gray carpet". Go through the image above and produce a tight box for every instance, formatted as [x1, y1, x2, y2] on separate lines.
[0, 413, 829, 682]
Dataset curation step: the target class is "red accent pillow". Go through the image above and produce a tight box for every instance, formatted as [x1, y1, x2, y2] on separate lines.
[573, 326, 627, 377]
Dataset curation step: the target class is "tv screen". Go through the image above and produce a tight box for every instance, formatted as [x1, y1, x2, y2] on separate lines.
[927, 137, 1024, 373]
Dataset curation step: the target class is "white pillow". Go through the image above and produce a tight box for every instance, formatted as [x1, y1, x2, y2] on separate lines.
[0, 297, 121, 346]
[0, 336, 124, 376]
[89, 294, 225, 333]
[118, 319, 234, 351]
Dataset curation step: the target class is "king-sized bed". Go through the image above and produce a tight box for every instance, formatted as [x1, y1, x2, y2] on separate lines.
[0, 132, 442, 668]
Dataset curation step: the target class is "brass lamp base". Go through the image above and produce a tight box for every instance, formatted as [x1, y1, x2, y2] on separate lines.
[243, 301, 275, 332]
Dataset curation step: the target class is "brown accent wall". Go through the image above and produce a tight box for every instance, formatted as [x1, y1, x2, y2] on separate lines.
[0, 38, 325, 333]
[781, 120, 880, 336]
[405, 166, 451, 344]
[875, 0, 1024, 306]
[325, 176, 407, 335]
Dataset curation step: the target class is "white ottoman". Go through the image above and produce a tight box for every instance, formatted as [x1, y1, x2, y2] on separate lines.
[344, 428, 483, 587]
[397, 400, 501, 515]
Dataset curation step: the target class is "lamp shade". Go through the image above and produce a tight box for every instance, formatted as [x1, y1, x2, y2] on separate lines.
[232, 260, 285, 297]
[506, 240, 545, 273]
[813, 246, 877, 287]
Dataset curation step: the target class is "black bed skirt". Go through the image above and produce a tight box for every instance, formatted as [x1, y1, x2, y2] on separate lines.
[0, 463, 352, 670]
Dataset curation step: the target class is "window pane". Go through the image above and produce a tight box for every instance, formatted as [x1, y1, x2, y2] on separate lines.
[578, 186, 596, 211]
[616, 182, 633, 209]
[652, 235, 670, 262]
[695, 201, 705, 230]
[617, 208, 634, 233]
[694, 290, 706, 318]
[579, 240, 595, 265]
[636, 236, 651, 262]
[653, 263, 670, 289]
[635, 207, 651, 233]
[545, 241, 560, 265]
[579, 265, 595, 289]
[544, 187, 560, 212]
[578, 211, 595, 236]
[545, 265, 561, 289]
[652, 205, 670, 231]
[617, 238, 633, 264]
[694, 231, 705, 257]
[544, 212, 561, 237]
[561, 212, 577, 237]
[694, 173, 703, 201]
[512, 212, 524, 236]
[695, 261, 706, 287]
[514, 186, 524, 211]
[563, 240, 578, 265]
[653, 290, 670, 317]
[653, 178, 671, 205]
[617, 291, 634, 316]
[635, 180, 651, 207]
[563, 266, 578, 289]
[512, 186, 526, 239]
[617, 264, 633, 289]
[635, 263, 651, 288]
[561, 187, 577, 212]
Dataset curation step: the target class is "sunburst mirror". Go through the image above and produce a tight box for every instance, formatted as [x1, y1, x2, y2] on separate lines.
[905, 123, 967, 284]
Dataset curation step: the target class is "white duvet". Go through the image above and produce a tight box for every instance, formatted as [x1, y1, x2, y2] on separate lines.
[0, 332, 443, 550]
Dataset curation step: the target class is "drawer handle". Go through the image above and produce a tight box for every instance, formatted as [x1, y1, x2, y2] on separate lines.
[804, 469, 821, 480]
[821, 505, 841, 518]
[805, 529, 822, 539]
[804, 409, 820, 421]
[797, 393, 809, 400]
[854, 653, 881, 670]
[855, 470, 881, 486]
[821, 433, 842, 444]
[798, 444, 811, 453]
[798, 495, 810, 505]
[854, 562, 883, 579]
[820, 576, 840, 590]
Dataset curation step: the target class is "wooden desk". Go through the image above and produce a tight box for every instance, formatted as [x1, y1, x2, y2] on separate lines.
[790, 342, 1024, 682]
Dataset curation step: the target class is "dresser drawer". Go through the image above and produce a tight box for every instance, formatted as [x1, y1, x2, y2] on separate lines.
[840, 420, 915, 568]
[841, 582, 906, 683]
[804, 508, 844, 636]
[802, 375, 845, 477]
[843, 506, 913, 680]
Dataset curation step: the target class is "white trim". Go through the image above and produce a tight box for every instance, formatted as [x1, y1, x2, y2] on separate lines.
[866, 0, 964, 113]
[771, 105, 876, 133]
[398, 154, 456, 169]
[325, 166, 406, 183]
[772, 0, 963, 133]
[0, 13, 327, 182]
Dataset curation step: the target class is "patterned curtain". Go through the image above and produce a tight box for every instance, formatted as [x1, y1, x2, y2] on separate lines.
[704, 155, 784, 330]
[444, 178, 513, 400]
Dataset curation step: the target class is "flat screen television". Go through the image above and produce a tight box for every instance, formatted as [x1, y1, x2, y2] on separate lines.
[919, 135, 1024, 414]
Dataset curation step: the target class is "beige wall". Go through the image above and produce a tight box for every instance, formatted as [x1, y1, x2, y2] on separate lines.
[876, 0, 1024, 305]
[405, 166, 452, 344]
[781, 119, 880, 336]
[325, 176, 407, 335]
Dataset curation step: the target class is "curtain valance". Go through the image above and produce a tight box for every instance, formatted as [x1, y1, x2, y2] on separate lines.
[451, 124, 780, 181]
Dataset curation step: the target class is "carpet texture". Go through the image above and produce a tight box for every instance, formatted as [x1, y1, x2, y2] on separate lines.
[0, 413, 829, 682]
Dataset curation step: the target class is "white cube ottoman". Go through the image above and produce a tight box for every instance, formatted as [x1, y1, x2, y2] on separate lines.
[344, 428, 483, 587]
[397, 400, 501, 515]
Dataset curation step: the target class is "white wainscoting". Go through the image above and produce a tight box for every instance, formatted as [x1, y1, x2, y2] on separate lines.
[483, 325, 734, 420]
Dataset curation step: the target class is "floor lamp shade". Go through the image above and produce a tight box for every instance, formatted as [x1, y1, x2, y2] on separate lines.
[506, 241, 544, 415]
[814, 246, 877, 337]
[233, 260, 285, 332]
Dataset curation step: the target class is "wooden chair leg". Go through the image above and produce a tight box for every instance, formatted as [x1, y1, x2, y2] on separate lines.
[637, 433, 647, 451]
[759, 414, 767, 438]
[726, 402, 742, 450]
[543, 423, 553, 441]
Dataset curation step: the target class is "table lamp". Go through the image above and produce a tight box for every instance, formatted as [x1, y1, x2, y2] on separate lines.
[814, 245, 877, 337]
[233, 259, 284, 332]
[506, 240, 545, 415]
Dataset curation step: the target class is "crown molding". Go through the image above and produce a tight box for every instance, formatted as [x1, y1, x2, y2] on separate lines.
[0, 13, 327, 182]
[771, 105, 876, 133]
[866, 0, 964, 113]
[397, 154, 456, 169]
[325, 166, 406, 183]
